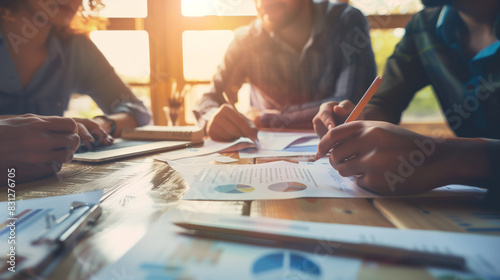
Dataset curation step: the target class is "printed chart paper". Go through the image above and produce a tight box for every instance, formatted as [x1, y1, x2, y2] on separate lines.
[168, 161, 485, 201]
[94, 211, 500, 280]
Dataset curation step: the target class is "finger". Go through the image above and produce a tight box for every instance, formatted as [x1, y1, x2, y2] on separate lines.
[330, 154, 365, 178]
[217, 105, 257, 140]
[53, 133, 80, 153]
[75, 118, 113, 146]
[44, 117, 78, 133]
[14, 133, 78, 164]
[89, 127, 113, 146]
[76, 122, 95, 143]
[317, 101, 338, 129]
[329, 137, 362, 167]
[230, 113, 258, 141]
[330, 100, 356, 126]
[316, 122, 365, 160]
[209, 105, 256, 141]
[216, 116, 246, 140]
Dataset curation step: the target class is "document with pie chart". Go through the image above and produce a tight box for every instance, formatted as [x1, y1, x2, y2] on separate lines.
[168, 161, 485, 201]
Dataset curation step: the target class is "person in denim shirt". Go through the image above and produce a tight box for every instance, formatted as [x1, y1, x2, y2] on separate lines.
[314, 0, 500, 204]
[0, 0, 151, 148]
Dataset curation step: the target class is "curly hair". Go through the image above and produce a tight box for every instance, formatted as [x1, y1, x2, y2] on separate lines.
[0, 0, 107, 37]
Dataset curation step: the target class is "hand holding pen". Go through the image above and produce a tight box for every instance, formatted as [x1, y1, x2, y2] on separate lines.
[206, 91, 260, 146]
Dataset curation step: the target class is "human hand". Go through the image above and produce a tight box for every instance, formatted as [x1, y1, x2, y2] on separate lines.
[0, 114, 80, 183]
[206, 104, 258, 142]
[73, 118, 113, 151]
[313, 100, 357, 138]
[316, 121, 464, 195]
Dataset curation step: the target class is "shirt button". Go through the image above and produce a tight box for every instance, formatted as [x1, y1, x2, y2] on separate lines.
[56, 102, 62, 107]
[465, 84, 475, 91]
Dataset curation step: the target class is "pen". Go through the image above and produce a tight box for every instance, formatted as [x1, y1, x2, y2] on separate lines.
[222, 92, 261, 149]
[314, 76, 382, 160]
[174, 221, 465, 270]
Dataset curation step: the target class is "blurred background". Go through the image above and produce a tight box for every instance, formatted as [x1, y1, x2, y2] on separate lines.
[65, 0, 446, 131]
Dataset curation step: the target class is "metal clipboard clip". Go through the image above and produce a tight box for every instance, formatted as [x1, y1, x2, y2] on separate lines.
[32, 201, 102, 246]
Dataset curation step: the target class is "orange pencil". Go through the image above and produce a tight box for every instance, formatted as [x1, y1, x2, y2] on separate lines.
[313, 76, 382, 161]
[344, 76, 383, 123]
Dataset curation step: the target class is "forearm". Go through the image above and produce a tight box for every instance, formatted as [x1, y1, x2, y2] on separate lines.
[93, 112, 137, 137]
[437, 137, 492, 187]
[111, 112, 137, 137]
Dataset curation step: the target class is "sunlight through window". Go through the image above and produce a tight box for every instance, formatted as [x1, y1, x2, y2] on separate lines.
[182, 30, 235, 81]
[90, 30, 151, 84]
[182, 0, 257, 17]
[349, 0, 423, 15]
[95, 0, 148, 18]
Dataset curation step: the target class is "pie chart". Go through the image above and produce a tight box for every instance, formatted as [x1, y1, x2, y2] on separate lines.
[268, 182, 307, 192]
[215, 184, 255, 194]
[252, 252, 321, 279]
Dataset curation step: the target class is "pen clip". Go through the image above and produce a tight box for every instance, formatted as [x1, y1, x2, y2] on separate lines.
[32, 201, 102, 246]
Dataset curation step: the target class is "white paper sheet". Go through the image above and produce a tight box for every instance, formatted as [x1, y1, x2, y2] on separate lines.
[156, 138, 254, 161]
[168, 161, 485, 201]
[156, 131, 319, 161]
[238, 149, 317, 158]
[94, 211, 500, 280]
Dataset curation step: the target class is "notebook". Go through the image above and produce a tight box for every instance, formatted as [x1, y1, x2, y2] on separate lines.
[73, 138, 203, 162]
[121, 125, 204, 142]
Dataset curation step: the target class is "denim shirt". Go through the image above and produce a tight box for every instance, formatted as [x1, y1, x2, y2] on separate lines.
[0, 31, 151, 126]
[194, 2, 377, 129]
[368, 6, 500, 139]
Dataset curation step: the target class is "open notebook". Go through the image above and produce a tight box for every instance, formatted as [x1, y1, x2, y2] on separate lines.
[73, 138, 203, 162]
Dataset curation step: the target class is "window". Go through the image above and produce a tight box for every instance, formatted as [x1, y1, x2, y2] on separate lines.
[349, 0, 423, 15]
[182, 0, 257, 17]
[182, 30, 234, 81]
[65, 0, 151, 120]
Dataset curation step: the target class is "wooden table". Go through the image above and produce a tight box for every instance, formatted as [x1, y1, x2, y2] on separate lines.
[1, 151, 498, 279]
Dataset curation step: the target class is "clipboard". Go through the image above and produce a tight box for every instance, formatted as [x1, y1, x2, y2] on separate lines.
[1, 201, 101, 279]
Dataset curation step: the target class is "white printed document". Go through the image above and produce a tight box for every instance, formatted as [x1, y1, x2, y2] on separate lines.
[94, 211, 500, 280]
[168, 161, 485, 201]
[157, 131, 319, 161]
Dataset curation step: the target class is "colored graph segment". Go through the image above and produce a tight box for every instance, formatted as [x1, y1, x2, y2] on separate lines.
[252, 252, 321, 279]
[268, 182, 307, 192]
[215, 184, 255, 194]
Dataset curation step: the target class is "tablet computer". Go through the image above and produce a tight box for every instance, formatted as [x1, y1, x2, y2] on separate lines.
[73, 138, 202, 162]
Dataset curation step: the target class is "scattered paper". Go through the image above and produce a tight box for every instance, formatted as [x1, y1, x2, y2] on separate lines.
[94, 211, 500, 280]
[157, 131, 319, 161]
[167, 161, 485, 201]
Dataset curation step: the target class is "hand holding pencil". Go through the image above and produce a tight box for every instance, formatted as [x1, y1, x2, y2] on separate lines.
[313, 76, 382, 139]
[313, 76, 382, 160]
[206, 92, 259, 143]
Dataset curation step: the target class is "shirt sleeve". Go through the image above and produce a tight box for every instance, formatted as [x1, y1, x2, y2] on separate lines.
[73, 36, 151, 126]
[365, 13, 430, 124]
[331, 5, 377, 104]
[192, 31, 248, 130]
